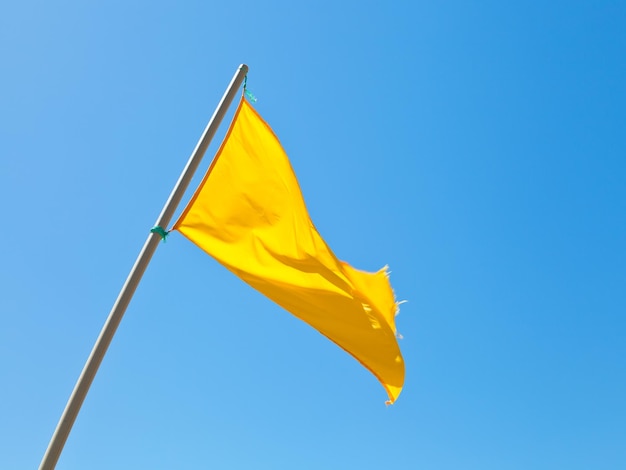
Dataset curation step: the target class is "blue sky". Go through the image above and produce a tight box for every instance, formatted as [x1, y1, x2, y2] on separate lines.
[2, 1, 625, 469]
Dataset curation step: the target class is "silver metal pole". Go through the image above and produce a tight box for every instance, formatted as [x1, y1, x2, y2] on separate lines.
[39, 64, 249, 470]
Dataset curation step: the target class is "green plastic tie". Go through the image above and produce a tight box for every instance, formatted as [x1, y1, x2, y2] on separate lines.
[243, 75, 257, 103]
[150, 226, 169, 242]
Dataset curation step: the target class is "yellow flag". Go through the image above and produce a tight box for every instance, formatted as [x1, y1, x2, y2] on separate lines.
[173, 97, 404, 403]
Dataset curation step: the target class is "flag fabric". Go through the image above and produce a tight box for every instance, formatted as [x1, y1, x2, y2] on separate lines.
[173, 96, 404, 403]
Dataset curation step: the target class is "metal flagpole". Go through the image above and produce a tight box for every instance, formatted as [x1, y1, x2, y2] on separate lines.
[39, 64, 249, 470]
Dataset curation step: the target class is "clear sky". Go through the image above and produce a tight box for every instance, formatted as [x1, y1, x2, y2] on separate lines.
[2, 1, 625, 469]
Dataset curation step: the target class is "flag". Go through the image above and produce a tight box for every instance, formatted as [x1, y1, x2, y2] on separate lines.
[173, 96, 404, 403]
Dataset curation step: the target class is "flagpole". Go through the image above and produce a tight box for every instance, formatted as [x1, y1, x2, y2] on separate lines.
[39, 63, 249, 470]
